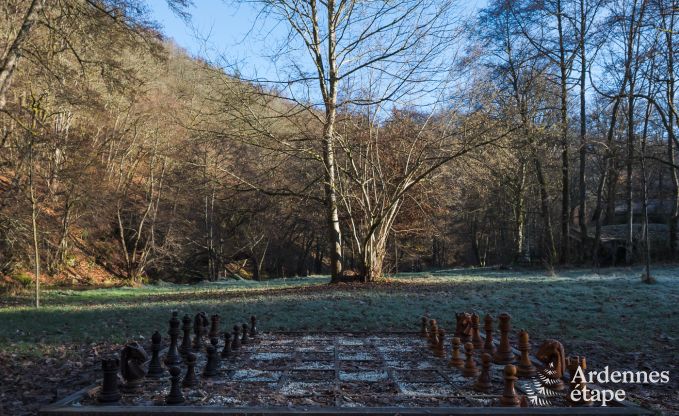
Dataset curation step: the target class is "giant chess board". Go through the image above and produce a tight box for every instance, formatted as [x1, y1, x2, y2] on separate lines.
[40, 331, 651, 415]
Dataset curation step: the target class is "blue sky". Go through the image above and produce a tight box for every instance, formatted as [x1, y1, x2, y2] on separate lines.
[146, 0, 489, 82]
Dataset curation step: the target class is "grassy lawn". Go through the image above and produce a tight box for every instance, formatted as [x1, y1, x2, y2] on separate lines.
[1, 267, 677, 414]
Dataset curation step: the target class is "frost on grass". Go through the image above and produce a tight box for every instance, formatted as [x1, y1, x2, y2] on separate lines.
[338, 352, 375, 361]
[231, 370, 282, 382]
[280, 382, 334, 396]
[339, 370, 388, 382]
[251, 352, 293, 360]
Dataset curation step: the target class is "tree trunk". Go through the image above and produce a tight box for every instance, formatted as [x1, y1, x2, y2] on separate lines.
[534, 155, 557, 264]
[577, 0, 588, 259]
[557, 0, 570, 264]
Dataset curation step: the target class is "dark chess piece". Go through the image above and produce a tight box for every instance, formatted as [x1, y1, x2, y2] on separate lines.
[166, 311, 182, 366]
[471, 313, 483, 350]
[536, 339, 567, 391]
[455, 312, 472, 343]
[516, 329, 537, 378]
[483, 314, 496, 355]
[474, 353, 493, 392]
[420, 316, 428, 337]
[231, 325, 241, 350]
[208, 314, 221, 339]
[448, 337, 464, 368]
[221, 332, 232, 359]
[179, 314, 192, 357]
[430, 326, 440, 351]
[434, 328, 445, 358]
[567, 356, 592, 405]
[193, 312, 208, 352]
[500, 364, 520, 407]
[462, 342, 480, 377]
[147, 331, 165, 379]
[182, 352, 198, 388]
[120, 342, 148, 392]
[250, 315, 258, 337]
[166, 366, 185, 405]
[203, 344, 219, 377]
[241, 323, 249, 345]
[428, 319, 438, 346]
[98, 358, 121, 403]
[493, 312, 515, 364]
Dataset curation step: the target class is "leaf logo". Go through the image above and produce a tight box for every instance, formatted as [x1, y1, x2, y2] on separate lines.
[523, 362, 560, 406]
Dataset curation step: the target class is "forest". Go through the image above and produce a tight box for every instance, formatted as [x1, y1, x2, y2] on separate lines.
[1, 0, 678, 299]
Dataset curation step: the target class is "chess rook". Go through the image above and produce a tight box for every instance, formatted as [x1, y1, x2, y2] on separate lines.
[516, 329, 537, 378]
[493, 312, 515, 364]
[567, 356, 592, 405]
[98, 358, 121, 403]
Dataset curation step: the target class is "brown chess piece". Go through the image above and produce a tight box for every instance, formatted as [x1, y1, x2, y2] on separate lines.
[500, 364, 520, 407]
[462, 342, 480, 377]
[434, 328, 446, 358]
[448, 337, 464, 368]
[536, 339, 566, 391]
[420, 316, 429, 337]
[428, 319, 438, 345]
[516, 329, 537, 378]
[430, 326, 440, 351]
[493, 312, 515, 364]
[473, 353, 492, 392]
[471, 313, 483, 350]
[567, 356, 592, 406]
[455, 312, 472, 343]
[483, 314, 496, 355]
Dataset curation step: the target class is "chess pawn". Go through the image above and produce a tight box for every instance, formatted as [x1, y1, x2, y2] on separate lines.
[428, 319, 438, 345]
[147, 331, 165, 379]
[241, 323, 249, 345]
[192, 315, 205, 352]
[471, 313, 483, 350]
[430, 327, 440, 351]
[250, 315, 258, 337]
[567, 356, 592, 405]
[179, 314, 192, 357]
[483, 314, 496, 355]
[221, 331, 232, 358]
[166, 366, 185, 405]
[500, 364, 520, 407]
[420, 316, 429, 337]
[493, 312, 515, 364]
[203, 344, 219, 377]
[434, 329, 446, 358]
[208, 314, 221, 339]
[231, 325, 241, 350]
[448, 337, 464, 368]
[473, 353, 493, 392]
[182, 352, 198, 388]
[98, 358, 121, 403]
[165, 311, 182, 366]
[516, 329, 537, 378]
[462, 342, 480, 377]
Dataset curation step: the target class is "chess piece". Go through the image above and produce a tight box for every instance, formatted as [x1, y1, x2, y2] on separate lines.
[420, 316, 428, 337]
[483, 314, 496, 355]
[471, 313, 483, 350]
[462, 342, 480, 377]
[221, 332, 232, 358]
[448, 337, 464, 368]
[120, 342, 147, 392]
[500, 364, 520, 407]
[567, 356, 592, 405]
[203, 344, 219, 377]
[179, 314, 192, 357]
[430, 326, 440, 351]
[166, 311, 182, 366]
[241, 323, 249, 345]
[536, 339, 566, 391]
[166, 366, 184, 405]
[434, 328, 445, 358]
[250, 315, 258, 337]
[516, 329, 537, 378]
[98, 358, 121, 403]
[493, 312, 515, 364]
[455, 312, 472, 343]
[473, 353, 492, 392]
[193, 312, 208, 352]
[147, 331, 165, 379]
[182, 352, 198, 388]
[208, 314, 221, 339]
[428, 319, 438, 345]
[231, 325, 241, 351]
